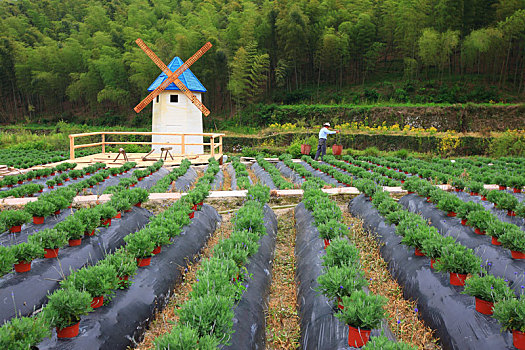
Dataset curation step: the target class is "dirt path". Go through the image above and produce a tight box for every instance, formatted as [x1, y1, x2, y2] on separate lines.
[266, 208, 300, 349]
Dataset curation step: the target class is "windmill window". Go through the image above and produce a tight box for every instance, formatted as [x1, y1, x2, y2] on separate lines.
[156, 96, 159, 103]
[170, 95, 178, 103]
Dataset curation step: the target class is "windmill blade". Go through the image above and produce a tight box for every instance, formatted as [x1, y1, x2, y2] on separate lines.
[134, 41, 212, 113]
[136, 39, 210, 116]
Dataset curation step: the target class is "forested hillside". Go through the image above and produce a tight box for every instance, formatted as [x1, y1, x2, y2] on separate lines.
[0, 0, 524, 123]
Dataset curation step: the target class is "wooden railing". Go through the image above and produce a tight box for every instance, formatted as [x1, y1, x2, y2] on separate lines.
[69, 132, 224, 160]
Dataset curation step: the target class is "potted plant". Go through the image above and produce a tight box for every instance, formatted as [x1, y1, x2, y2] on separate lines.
[76, 208, 101, 236]
[361, 336, 416, 349]
[466, 181, 484, 196]
[97, 204, 117, 227]
[43, 287, 92, 338]
[124, 230, 155, 266]
[332, 133, 343, 156]
[420, 235, 457, 269]
[102, 249, 137, 288]
[494, 298, 525, 349]
[486, 221, 516, 246]
[317, 219, 346, 248]
[55, 216, 85, 246]
[401, 225, 439, 257]
[0, 246, 15, 276]
[499, 228, 525, 259]
[462, 274, 514, 315]
[0, 315, 50, 348]
[128, 188, 149, 207]
[11, 242, 45, 273]
[61, 264, 118, 309]
[335, 290, 387, 348]
[24, 200, 55, 224]
[28, 228, 67, 258]
[452, 178, 466, 192]
[436, 194, 463, 217]
[508, 176, 524, 193]
[456, 201, 484, 226]
[0, 209, 32, 233]
[109, 196, 131, 218]
[496, 193, 519, 216]
[322, 237, 360, 268]
[317, 265, 368, 309]
[466, 210, 496, 235]
[433, 244, 482, 286]
[41, 194, 70, 215]
[141, 227, 171, 255]
[69, 169, 81, 180]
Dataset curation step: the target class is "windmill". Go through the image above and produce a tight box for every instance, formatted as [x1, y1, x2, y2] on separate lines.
[134, 39, 212, 154]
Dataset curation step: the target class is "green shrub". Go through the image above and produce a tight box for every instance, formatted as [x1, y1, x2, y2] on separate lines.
[154, 324, 219, 350]
[456, 201, 484, 219]
[96, 204, 117, 220]
[190, 257, 242, 299]
[55, 216, 84, 240]
[420, 235, 457, 260]
[463, 274, 514, 303]
[246, 184, 270, 204]
[24, 200, 55, 217]
[401, 225, 439, 249]
[317, 265, 367, 299]
[101, 249, 138, 285]
[178, 295, 234, 344]
[0, 316, 50, 350]
[499, 227, 525, 252]
[317, 219, 346, 240]
[336, 290, 387, 329]
[11, 243, 45, 263]
[61, 264, 118, 298]
[213, 230, 259, 267]
[0, 246, 15, 275]
[362, 336, 417, 350]
[322, 238, 360, 267]
[43, 287, 92, 329]
[75, 208, 101, 234]
[466, 210, 496, 232]
[28, 228, 67, 249]
[0, 210, 32, 228]
[433, 244, 482, 275]
[493, 298, 525, 332]
[124, 230, 155, 258]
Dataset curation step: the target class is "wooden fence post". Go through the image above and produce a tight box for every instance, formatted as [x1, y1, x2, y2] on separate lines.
[181, 134, 185, 156]
[69, 135, 75, 160]
[210, 136, 215, 157]
[102, 134, 105, 154]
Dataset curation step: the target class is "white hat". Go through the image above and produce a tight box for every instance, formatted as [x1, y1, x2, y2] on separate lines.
[323, 122, 330, 127]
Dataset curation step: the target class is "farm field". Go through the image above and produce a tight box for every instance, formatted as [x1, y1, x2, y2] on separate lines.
[0, 151, 524, 350]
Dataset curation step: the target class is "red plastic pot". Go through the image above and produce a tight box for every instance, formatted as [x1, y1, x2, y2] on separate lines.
[101, 218, 112, 226]
[7, 184, 12, 188]
[513, 188, 522, 193]
[454, 188, 462, 192]
[113, 212, 121, 219]
[152, 246, 162, 255]
[491, 236, 502, 246]
[192, 204, 198, 210]
[17, 180, 23, 184]
[57, 182, 63, 186]
[513, 330, 525, 350]
[511, 251, 525, 259]
[347, 325, 371, 348]
[54, 210, 61, 215]
[470, 192, 479, 196]
[33, 216, 45, 225]
[57, 322, 80, 338]
[450, 272, 467, 286]
[38, 189, 43, 193]
[461, 219, 468, 226]
[447, 211, 457, 217]
[91, 295, 104, 309]
[189, 211, 195, 219]
[474, 228, 485, 235]
[481, 196, 487, 201]
[68, 238, 82, 247]
[48, 185, 54, 189]
[407, 191, 415, 194]
[430, 259, 436, 269]
[44, 248, 59, 258]
[138, 177, 144, 181]
[9, 225, 22, 233]
[323, 239, 330, 249]
[134, 202, 142, 207]
[199, 201, 204, 206]
[508, 210, 516, 217]
[499, 185, 507, 190]
[72, 177, 77, 180]
[332, 144, 343, 155]
[118, 275, 129, 286]
[426, 197, 431, 203]
[300, 144, 312, 155]
[136, 256, 152, 267]
[64, 178, 69, 182]
[475, 297, 494, 315]
[337, 297, 344, 310]
[85, 229, 95, 236]
[414, 247, 425, 257]
[14, 261, 32, 273]
[124, 208, 132, 213]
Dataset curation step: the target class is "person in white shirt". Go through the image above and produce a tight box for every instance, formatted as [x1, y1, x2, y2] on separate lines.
[314, 122, 339, 161]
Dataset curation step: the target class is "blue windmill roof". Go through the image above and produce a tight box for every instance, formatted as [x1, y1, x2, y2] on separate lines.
[147, 56, 206, 92]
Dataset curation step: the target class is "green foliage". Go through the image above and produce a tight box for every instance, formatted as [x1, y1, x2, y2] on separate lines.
[336, 290, 387, 329]
[466, 210, 497, 232]
[102, 249, 137, 280]
[362, 336, 417, 350]
[401, 225, 439, 249]
[24, 200, 55, 217]
[322, 238, 360, 268]
[0, 316, 50, 350]
[55, 216, 84, 240]
[317, 265, 368, 299]
[61, 264, 118, 298]
[124, 230, 155, 258]
[96, 204, 117, 220]
[11, 243, 45, 263]
[317, 219, 347, 240]
[0, 210, 32, 228]
[499, 227, 525, 252]
[494, 298, 525, 332]
[420, 235, 457, 260]
[28, 228, 67, 249]
[213, 230, 259, 267]
[456, 201, 484, 219]
[43, 287, 92, 329]
[0, 246, 16, 276]
[154, 324, 219, 350]
[75, 208, 101, 234]
[178, 295, 234, 345]
[463, 274, 514, 303]
[434, 244, 482, 275]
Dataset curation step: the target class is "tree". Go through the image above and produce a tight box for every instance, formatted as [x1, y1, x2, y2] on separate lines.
[418, 28, 460, 81]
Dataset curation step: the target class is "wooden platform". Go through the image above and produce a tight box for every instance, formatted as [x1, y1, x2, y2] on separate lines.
[42, 152, 223, 170]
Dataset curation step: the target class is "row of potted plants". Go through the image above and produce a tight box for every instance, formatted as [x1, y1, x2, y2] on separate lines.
[255, 155, 294, 189]
[103, 160, 164, 194]
[278, 153, 313, 179]
[230, 156, 251, 189]
[152, 183, 271, 349]
[402, 177, 525, 260]
[360, 178, 525, 349]
[0, 162, 77, 189]
[149, 158, 191, 193]
[0, 164, 219, 344]
[322, 155, 401, 187]
[301, 155, 354, 186]
[302, 179, 414, 348]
